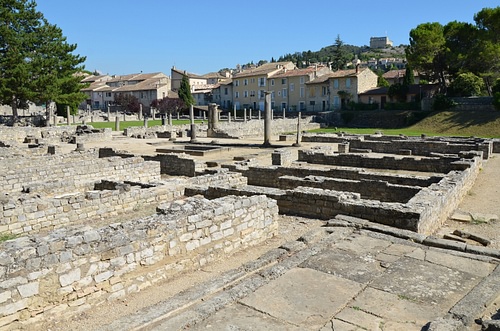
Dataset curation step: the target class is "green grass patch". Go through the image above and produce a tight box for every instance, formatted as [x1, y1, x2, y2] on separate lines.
[0, 233, 17, 243]
[312, 110, 500, 138]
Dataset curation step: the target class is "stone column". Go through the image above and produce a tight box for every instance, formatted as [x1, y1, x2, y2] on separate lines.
[107, 105, 110, 122]
[123, 112, 126, 121]
[144, 117, 148, 128]
[228, 112, 231, 123]
[66, 106, 71, 125]
[233, 105, 237, 120]
[168, 112, 173, 126]
[189, 104, 197, 142]
[263, 92, 272, 147]
[72, 114, 76, 124]
[283, 108, 286, 119]
[138, 104, 143, 120]
[244, 108, 247, 123]
[207, 103, 218, 137]
[115, 116, 120, 131]
[152, 107, 156, 121]
[249, 108, 252, 120]
[177, 112, 180, 120]
[53, 114, 57, 126]
[293, 112, 302, 147]
[258, 110, 261, 120]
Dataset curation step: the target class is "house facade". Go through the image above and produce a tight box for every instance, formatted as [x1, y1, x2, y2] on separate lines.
[307, 67, 378, 110]
[231, 62, 296, 111]
[81, 72, 171, 111]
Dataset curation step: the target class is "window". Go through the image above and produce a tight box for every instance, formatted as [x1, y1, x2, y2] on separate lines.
[259, 77, 266, 87]
[282, 89, 287, 97]
[251, 78, 255, 84]
[299, 101, 305, 111]
[290, 83, 294, 92]
[345, 78, 351, 88]
[250, 90, 255, 97]
[105, 92, 112, 97]
[235, 91, 239, 98]
[271, 79, 275, 86]
[244, 90, 248, 98]
[322, 86, 328, 96]
[281, 78, 287, 85]
[259, 90, 265, 99]
[244, 79, 248, 86]
[235, 80, 240, 87]
[333, 79, 339, 88]
[224, 88, 228, 95]
[300, 87, 305, 98]
[271, 91, 275, 100]
[300, 77, 305, 84]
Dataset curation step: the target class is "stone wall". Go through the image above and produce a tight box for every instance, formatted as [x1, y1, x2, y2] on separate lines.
[0, 195, 278, 329]
[0, 181, 184, 236]
[302, 134, 493, 159]
[298, 149, 475, 173]
[99, 147, 204, 177]
[209, 116, 320, 139]
[1, 151, 160, 195]
[0, 126, 111, 145]
[123, 124, 208, 138]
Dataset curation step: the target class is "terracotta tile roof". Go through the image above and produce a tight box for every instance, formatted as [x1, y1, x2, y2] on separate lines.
[171, 67, 203, 79]
[233, 62, 295, 78]
[272, 66, 324, 78]
[306, 68, 368, 84]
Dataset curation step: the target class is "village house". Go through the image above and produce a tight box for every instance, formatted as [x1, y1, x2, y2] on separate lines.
[383, 69, 420, 85]
[80, 72, 170, 111]
[231, 61, 296, 111]
[307, 67, 378, 110]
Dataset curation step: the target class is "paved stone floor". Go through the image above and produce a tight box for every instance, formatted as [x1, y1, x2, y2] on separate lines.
[100, 222, 500, 331]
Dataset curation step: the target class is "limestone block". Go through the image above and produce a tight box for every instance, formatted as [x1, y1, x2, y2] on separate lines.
[59, 269, 81, 287]
[94, 270, 113, 284]
[17, 282, 39, 298]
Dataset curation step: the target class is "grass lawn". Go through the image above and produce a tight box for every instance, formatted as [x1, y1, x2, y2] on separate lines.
[312, 111, 500, 138]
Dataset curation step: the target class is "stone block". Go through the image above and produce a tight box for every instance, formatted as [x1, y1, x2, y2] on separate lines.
[17, 282, 39, 298]
[59, 269, 81, 287]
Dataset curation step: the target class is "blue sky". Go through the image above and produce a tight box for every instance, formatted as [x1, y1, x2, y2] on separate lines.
[36, 0, 495, 76]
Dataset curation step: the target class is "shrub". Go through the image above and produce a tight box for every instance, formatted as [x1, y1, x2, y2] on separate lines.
[432, 94, 456, 110]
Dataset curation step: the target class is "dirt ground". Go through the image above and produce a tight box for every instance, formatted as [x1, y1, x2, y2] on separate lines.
[38, 135, 500, 330]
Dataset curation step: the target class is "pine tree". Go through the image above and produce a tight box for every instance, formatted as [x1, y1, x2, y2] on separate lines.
[0, 0, 86, 122]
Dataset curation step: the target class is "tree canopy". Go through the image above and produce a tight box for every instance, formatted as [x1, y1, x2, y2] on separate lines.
[406, 7, 500, 95]
[0, 0, 86, 121]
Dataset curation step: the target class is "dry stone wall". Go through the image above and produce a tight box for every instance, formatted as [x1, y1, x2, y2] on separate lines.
[0, 195, 278, 329]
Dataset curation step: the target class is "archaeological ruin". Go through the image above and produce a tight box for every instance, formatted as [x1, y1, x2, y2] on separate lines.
[0, 110, 499, 330]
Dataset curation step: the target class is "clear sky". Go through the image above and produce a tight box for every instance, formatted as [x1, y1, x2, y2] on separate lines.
[36, 0, 495, 76]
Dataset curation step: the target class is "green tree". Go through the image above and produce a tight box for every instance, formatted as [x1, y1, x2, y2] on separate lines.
[331, 35, 349, 71]
[377, 75, 390, 87]
[449, 72, 485, 97]
[0, 0, 86, 122]
[114, 93, 140, 113]
[388, 83, 409, 102]
[403, 65, 415, 86]
[178, 75, 195, 107]
[492, 78, 500, 110]
[406, 22, 448, 91]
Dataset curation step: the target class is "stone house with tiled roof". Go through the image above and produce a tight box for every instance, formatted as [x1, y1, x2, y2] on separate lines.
[271, 65, 332, 112]
[212, 79, 233, 110]
[382, 69, 420, 85]
[80, 72, 170, 110]
[307, 67, 378, 110]
[231, 61, 296, 111]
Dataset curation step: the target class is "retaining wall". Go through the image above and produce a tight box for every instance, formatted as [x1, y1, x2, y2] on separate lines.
[0, 195, 278, 329]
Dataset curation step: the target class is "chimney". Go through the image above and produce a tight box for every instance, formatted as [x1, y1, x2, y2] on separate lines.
[355, 64, 360, 74]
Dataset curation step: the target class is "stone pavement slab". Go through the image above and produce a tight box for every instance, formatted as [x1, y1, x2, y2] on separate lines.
[103, 224, 500, 331]
[239, 267, 363, 330]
